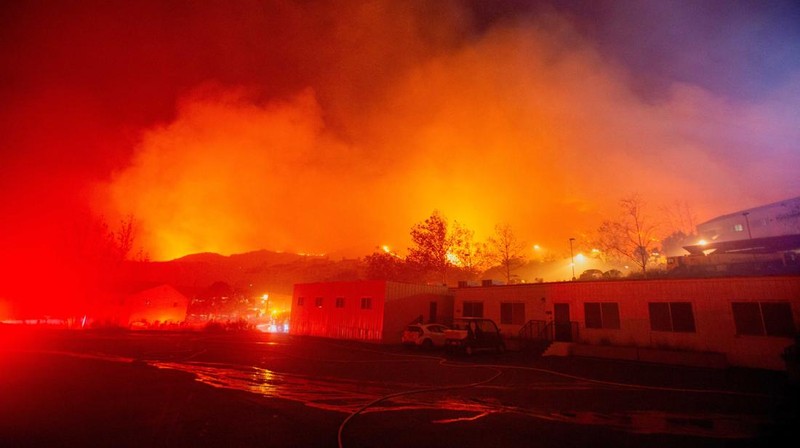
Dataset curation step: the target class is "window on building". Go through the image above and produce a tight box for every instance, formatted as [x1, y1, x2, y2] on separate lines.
[335, 297, 345, 308]
[733, 224, 744, 232]
[462, 301, 484, 318]
[649, 303, 671, 331]
[360, 297, 372, 310]
[297, 297, 305, 306]
[648, 302, 696, 332]
[732, 302, 795, 337]
[584, 302, 620, 329]
[500, 302, 525, 324]
[315, 297, 323, 308]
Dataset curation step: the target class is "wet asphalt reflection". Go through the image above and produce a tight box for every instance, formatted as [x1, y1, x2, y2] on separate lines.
[126, 333, 771, 441]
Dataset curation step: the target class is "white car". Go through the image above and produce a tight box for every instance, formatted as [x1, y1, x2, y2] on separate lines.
[401, 323, 450, 349]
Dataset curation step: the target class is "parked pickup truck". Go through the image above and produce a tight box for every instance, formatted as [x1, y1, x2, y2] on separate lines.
[444, 318, 505, 355]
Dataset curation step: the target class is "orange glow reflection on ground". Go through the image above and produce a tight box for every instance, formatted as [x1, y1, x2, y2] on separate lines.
[146, 359, 763, 439]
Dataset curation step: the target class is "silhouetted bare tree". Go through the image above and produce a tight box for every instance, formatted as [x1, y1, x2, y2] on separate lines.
[486, 223, 527, 284]
[661, 200, 698, 236]
[659, 201, 699, 257]
[596, 194, 660, 276]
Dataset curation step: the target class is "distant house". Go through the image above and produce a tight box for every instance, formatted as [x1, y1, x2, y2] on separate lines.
[694, 195, 800, 246]
[125, 284, 189, 327]
[667, 197, 800, 275]
[290, 280, 452, 343]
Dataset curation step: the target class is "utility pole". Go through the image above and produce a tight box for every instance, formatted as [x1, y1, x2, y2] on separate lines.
[569, 237, 576, 281]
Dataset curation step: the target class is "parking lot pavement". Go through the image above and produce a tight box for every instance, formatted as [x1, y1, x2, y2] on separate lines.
[1, 329, 798, 448]
[301, 336, 800, 447]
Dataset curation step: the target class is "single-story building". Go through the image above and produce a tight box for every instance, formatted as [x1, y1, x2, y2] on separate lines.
[290, 280, 452, 343]
[454, 275, 800, 371]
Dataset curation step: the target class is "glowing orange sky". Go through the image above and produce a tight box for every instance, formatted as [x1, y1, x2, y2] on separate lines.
[1, 0, 798, 268]
[93, 7, 799, 261]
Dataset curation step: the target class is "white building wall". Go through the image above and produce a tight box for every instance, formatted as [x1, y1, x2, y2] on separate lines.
[454, 276, 800, 370]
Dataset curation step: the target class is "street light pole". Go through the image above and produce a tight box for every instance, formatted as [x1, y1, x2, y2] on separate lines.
[742, 212, 753, 239]
[569, 238, 576, 281]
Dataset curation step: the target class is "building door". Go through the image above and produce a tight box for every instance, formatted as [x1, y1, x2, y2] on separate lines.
[554, 303, 572, 342]
[429, 301, 438, 323]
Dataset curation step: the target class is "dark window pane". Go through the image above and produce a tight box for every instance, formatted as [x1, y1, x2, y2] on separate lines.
[601, 303, 620, 329]
[361, 297, 372, 309]
[585, 303, 602, 329]
[732, 302, 764, 335]
[762, 302, 795, 337]
[500, 303, 512, 324]
[670, 302, 696, 333]
[464, 301, 484, 318]
[649, 303, 672, 331]
[475, 302, 484, 318]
